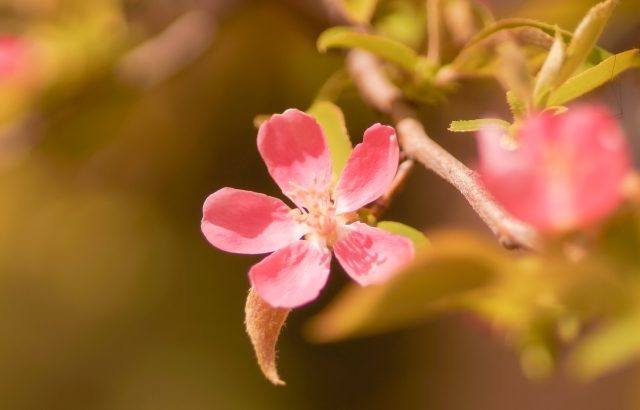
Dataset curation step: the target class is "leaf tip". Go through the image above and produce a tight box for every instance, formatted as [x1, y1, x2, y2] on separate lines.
[245, 288, 291, 386]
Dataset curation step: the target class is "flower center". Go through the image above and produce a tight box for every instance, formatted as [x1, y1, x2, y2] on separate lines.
[286, 177, 342, 247]
[291, 187, 339, 246]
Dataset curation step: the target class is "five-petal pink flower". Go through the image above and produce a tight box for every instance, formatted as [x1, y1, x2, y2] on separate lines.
[476, 104, 632, 232]
[201, 109, 414, 308]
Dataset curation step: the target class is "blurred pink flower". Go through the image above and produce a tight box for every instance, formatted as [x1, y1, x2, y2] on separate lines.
[0, 36, 29, 80]
[477, 104, 632, 232]
[201, 109, 414, 308]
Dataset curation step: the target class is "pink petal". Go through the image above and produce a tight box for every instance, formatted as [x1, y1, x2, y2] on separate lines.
[201, 187, 305, 254]
[249, 240, 332, 308]
[333, 222, 414, 286]
[0, 36, 25, 78]
[257, 109, 332, 202]
[477, 105, 632, 232]
[334, 124, 399, 213]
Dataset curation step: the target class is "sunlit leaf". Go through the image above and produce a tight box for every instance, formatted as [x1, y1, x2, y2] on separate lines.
[317, 26, 420, 72]
[342, 0, 379, 24]
[533, 29, 566, 106]
[520, 340, 555, 380]
[507, 90, 528, 119]
[307, 101, 353, 179]
[245, 288, 290, 386]
[314, 69, 352, 103]
[546, 49, 639, 107]
[377, 221, 430, 251]
[305, 231, 506, 342]
[592, 207, 640, 275]
[569, 309, 640, 380]
[554, 0, 618, 87]
[450, 18, 611, 77]
[397, 72, 447, 104]
[451, 25, 553, 76]
[375, 1, 426, 50]
[448, 118, 510, 132]
[465, 18, 610, 65]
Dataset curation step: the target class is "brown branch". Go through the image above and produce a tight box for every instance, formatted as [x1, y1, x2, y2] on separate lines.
[370, 159, 415, 218]
[117, 10, 216, 88]
[346, 49, 542, 251]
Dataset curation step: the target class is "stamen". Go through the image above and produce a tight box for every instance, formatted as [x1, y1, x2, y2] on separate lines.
[284, 175, 341, 247]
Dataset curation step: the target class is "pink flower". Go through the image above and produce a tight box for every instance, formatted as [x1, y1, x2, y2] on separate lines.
[0, 36, 29, 80]
[476, 104, 632, 232]
[201, 109, 414, 308]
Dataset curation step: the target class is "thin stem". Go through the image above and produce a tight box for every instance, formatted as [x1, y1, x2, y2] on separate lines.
[346, 49, 542, 251]
[370, 159, 415, 218]
[426, 0, 441, 64]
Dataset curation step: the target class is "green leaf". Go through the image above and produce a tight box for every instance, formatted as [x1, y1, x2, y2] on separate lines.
[569, 310, 640, 380]
[342, 0, 379, 24]
[317, 26, 420, 72]
[554, 0, 618, 87]
[305, 231, 506, 342]
[448, 118, 511, 133]
[547, 49, 639, 107]
[533, 29, 566, 106]
[375, 1, 426, 50]
[314, 69, 352, 103]
[593, 207, 640, 275]
[450, 18, 611, 77]
[520, 342, 555, 380]
[307, 101, 353, 180]
[507, 90, 528, 119]
[465, 18, 609, 65]
[451, 25, 553, 76]
[377, 221, 430, 251]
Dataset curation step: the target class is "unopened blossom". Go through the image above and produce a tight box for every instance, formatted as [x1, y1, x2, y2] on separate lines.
[476, 104, 632, 232]
[202, 109, 414, 308]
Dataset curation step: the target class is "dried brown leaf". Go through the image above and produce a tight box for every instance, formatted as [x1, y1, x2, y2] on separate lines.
[245, 288, 291, 386]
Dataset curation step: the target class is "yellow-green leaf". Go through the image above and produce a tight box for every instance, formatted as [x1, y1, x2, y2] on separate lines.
[533, 29, 566, 106]
[569, 309, 640, 380]
[465, 18, 609, 65]
[449, 118, 511, 133]
[547, 49, 639, 107]
[507, 90, 528, 119]
[307, 101, 353, 179]
[451, 25, 553, 76]
[375, 1, 426, 50]
[451, 18, 611, 77]
[342, 0, 379, 24]
[554, 0, 619, 87]
[305, 231, 506, 342]
[314, 69, 352, 103]
[317, 26, 420, 72]
[377, 221, 430, 251]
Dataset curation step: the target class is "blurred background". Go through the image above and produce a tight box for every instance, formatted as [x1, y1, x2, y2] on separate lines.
[0, 0, 638, 409]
